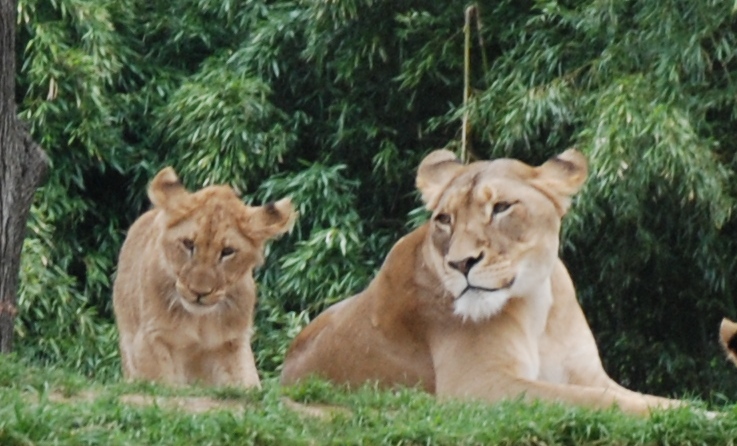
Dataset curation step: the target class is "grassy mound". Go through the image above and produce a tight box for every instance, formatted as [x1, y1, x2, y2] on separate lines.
[1, 355, 735, 445]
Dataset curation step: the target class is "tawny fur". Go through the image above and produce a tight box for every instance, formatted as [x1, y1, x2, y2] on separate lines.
[281, 149, 684, 416]
[113, 167, 295, 387]
[720, 318, 737, 367]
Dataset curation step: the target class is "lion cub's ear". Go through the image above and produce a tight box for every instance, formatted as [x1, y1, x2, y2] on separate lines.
[532, 149, 588, 215]
[148, 167, 190, 212]
[242, 198, 297, 240]
[720, 318, 737, 368]
[416, 150, 464, 210]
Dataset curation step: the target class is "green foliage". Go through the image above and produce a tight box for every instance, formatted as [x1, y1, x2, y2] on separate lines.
[154, 53, 297, 186]
[11, 0, 737, 402]
[1, 356, 736, 446]
[252, 163, 377, 372]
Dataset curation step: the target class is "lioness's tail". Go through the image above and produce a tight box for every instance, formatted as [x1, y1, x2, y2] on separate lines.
[720, 318, 737, 367]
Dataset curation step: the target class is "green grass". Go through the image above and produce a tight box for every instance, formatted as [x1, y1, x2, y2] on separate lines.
[1, 355, 736, 445]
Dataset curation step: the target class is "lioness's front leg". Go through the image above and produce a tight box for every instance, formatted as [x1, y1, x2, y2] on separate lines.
[437, 372, 665, 416]
[541, 261, 682, 410]
[430, 315, 676, 417]
[431, 337, 667, 415]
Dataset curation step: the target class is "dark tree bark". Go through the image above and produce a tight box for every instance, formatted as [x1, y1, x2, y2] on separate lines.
[1, 0, 49, 353]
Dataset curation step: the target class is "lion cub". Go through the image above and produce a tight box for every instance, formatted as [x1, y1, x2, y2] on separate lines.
[113, 167, 295, 387]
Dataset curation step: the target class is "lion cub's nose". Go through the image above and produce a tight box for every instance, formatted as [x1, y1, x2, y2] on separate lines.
[191, 286, 214, 302]
[448, 253, 484, 276]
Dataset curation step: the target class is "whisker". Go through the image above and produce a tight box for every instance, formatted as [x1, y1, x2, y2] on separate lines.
[167, 293, 179, 315]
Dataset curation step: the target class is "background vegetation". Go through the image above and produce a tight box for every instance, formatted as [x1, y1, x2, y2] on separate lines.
[11, 0, 737, 402]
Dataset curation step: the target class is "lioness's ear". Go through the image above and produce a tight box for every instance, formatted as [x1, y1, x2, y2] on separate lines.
[148, 167, 189, 211]
[416, 150, 464, 210]
[532, 149, 588, 215]
[720, 318, 737, 367]
[242, 198, 298, 240]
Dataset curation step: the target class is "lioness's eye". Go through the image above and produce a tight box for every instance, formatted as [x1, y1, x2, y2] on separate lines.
[181, 238, 195, 252]
[220, 247, 236, 259]
[492, 201, 513, 214]
[435, 213, 452, 225]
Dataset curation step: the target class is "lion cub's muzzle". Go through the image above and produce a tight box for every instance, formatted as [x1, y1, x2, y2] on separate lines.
[174, 270, 226, 313]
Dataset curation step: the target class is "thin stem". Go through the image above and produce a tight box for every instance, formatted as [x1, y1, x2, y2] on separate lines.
[461, 5, 475, 164]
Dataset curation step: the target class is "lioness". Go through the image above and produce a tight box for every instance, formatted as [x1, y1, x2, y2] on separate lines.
[281, 149, 683, 415]
[113, 167, 295, 387]
[720, 318, 737, 367]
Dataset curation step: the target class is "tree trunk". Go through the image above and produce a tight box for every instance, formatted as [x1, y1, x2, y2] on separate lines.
[0, 0, 49, 353]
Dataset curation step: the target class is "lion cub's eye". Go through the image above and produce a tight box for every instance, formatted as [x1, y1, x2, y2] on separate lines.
[220, 247, 236, 259]
[434, 213, 452, 226]
[181, 238, 195, 253]
[492, 201, 514, 215]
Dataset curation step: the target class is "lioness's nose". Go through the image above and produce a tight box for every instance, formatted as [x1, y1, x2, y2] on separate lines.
[448, 253, 483, 276]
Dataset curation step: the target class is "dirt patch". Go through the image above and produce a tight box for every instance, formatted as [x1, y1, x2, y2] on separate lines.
[119, 394, 246, 414]
[280, 397, 351, 419]
[37, 390, 245, 414]
[46, 390, 99, 404]
[33, 390, 350, 418]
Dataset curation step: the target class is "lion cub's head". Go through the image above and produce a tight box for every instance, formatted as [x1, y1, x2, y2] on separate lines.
[416, 149, 587, 322]
[148, 167, 296, 315]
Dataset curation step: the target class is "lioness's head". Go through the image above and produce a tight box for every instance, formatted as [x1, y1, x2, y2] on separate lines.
[416, 149, 587, 322]
[148, 167, 296, 315]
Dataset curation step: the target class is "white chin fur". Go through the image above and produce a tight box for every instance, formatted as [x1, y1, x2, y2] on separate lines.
[179, 297, 219, 316]
[453, 288, 512, 322]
